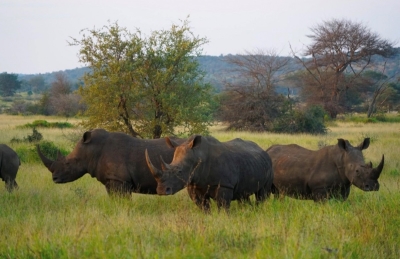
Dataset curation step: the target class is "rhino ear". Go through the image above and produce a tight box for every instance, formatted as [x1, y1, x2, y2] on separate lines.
[188, 135, 202, 149]
[337, 139, 347, 150]
[358, 138, 370, 150]
[82, 131, 92, 144]
[165, 137, 177, 148]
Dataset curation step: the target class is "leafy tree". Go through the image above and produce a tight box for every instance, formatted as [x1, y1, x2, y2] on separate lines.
[292, 18, 396, 118]
[26, 75, 47, 93]
[219, 49, 291, 131]
[69, 19, 216, 138]
[0, 72, 21, 96]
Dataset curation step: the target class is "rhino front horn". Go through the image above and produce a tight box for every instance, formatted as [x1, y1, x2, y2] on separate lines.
[145, 149, 162, 179]
[37, 145, 54, 170]
[372, 155, 384, 179]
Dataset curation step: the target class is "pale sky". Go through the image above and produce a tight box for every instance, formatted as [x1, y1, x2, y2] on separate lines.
[1, 0, 399, 74]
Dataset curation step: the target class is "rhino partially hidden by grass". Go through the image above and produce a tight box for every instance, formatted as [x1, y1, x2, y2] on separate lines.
[37, 128, 183, 197]
[266, 138, 384, 201]
[0, 144, 20, 192]
[146, 135, 274, 212]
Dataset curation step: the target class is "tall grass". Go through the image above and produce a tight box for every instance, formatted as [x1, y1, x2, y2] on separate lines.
[1, 115, 399, 258]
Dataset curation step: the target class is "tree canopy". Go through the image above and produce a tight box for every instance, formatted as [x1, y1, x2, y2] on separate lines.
[219, 49, 291, 131]
[293, 18, 397, 118]
[69, 19, 216, 138]
[0, 72, 21, 96]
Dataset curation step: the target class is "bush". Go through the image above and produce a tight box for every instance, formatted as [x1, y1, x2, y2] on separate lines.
[17, 120, 74, 129]
[15, 140, 70, 164]
[10, 128, 43, 143]
[272, 105, 327, 134]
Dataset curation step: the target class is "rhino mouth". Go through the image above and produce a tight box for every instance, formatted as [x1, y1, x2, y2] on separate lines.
[362, 182, 379, 191]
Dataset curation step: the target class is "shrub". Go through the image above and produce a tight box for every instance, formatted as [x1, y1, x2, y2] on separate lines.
[272, 105, 327, 134]
[15, 140, 70, 164]
[17, 120, 74, 129]
[10, 128, 43, 143]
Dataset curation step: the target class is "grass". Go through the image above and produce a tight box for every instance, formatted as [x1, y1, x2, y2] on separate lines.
[0, 114, 399, 258]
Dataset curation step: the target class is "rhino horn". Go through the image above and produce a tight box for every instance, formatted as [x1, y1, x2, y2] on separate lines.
[57, 150, 64, 159]
[145, 149, 162, 178]
[367, 161, 373, 168]
[36, 145, 54, 170]
[160, 155, 172, 171]
[371, 155, 384, 179]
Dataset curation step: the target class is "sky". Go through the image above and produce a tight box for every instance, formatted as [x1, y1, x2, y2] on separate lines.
[1, 0, 400, 75]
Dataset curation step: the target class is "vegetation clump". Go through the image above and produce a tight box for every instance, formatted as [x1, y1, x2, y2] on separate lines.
[18, 120, 74, 129]
[10, 128, 43, 143]
[272, 105, 327, 134]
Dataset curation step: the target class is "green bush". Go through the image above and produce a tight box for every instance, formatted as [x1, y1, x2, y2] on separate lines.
[17, 120, 74, 129]
[15, 140, 70, 164]
[273, 105, 327, 134]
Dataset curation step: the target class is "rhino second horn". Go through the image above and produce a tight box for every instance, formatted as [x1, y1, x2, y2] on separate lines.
[36, 145, 54, 170]
[145, 149, 162, 178]
[160, 155, 172, 171]
[372, 155, 385, 179]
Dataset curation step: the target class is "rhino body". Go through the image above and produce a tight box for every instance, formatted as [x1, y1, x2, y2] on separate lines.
[266, 138, 384, 201]
[0, 144, 20, 192]
[146, 135, 273, 211]
[37, 128, 183, 196]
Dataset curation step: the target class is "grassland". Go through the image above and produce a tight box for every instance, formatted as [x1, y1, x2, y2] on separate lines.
[0, 114, 399, 258]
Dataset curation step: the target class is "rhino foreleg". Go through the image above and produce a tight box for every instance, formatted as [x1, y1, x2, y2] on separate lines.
[215, 186, 233, 211]
[187, 186, 211, 213]
[105, 180, 132, 198]
[5, 179, 18, 192]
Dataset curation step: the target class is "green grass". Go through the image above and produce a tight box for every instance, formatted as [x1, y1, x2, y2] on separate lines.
[0, 115, 399, 258]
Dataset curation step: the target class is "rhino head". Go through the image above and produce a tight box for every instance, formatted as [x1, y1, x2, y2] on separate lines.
[338, 138, 384, 191]
[36, 131, 93, 183]
[145, 135, 202, 195]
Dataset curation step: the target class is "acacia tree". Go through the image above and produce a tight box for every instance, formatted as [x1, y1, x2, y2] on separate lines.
[69, 20, 215, 138]
[293, 19, 396, 118]
[0, 72, 21, 96]
[219, 49, 290, 131]
[360, 68, 400, 117]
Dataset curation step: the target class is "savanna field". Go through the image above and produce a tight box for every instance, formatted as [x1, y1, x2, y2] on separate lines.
[0, 114, 399, 258]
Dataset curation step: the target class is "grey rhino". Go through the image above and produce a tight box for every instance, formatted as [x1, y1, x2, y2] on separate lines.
[146, 135, 274, 212]
[37, 128, 183, 197]
[0, 144, 20, 192]
[266, 138, 384, 201]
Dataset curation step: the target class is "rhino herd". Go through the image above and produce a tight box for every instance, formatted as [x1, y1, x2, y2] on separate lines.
[3, 128, 385, 212]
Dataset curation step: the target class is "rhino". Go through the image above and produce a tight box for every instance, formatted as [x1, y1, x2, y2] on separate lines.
[266, 138, 384, 201]
[37, 128, 183, 197]
[0, 144, 20, 192]
[145, 135, 274, 212]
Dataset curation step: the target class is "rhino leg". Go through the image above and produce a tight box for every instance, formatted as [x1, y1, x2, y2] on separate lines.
[255, 183, 272, 204]
[5, 179, 18, 192]
[215, 187, 233, 211]
[237, 196, 252, 205]
[105, 180, 132, 198]
[312, 188, 330, 202]
[187, 186, 211, 213]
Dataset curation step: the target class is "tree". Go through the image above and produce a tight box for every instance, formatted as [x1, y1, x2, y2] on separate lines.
[293, 19, 397, 118]
[27, 75, 47, 93]
[69, 19, 216, 138]
[48, 72, 84, 116]
[219, 49, 291, 131]
[0, 72, 21, 96]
